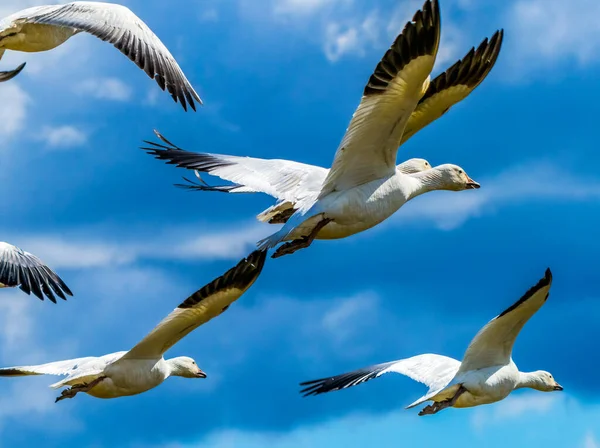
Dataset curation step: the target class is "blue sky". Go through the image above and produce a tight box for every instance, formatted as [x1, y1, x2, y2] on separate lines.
[0, 0, 599, 446]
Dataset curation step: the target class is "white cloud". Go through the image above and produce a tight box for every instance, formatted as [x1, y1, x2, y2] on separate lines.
[199, 7, 219, 22]
[398, 161, 600, 230]
[75, 77, 132, 102]
[324, 11, 380, 62]
[509, 0, 600, 68]
[584, 432, 600, 448]
[0, 83, 29, 141]
[5, 221, 269, 270]
[163, 395, 596, 448]
[274, 0, 341, 16]
[202, 291, 382, 370]
[40, 125, 87, 149]
[471, 392, 562, 431]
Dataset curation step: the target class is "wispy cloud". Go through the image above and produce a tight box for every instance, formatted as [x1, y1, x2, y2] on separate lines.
[75, 77, 132, 102]
[274, 0, 341, 16]
[5, 220, 269, 270]
[0, 83, 29, 141]
[584, 432, 600, 448]
[471, 392, 562, 431]
[39, 125, 88, 149]
[398, 161, 600, 230]
[508, 0, 600, 69]
[324, 11, 379, 62]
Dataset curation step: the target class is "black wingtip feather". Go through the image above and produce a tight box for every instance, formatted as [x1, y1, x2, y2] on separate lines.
[364, 0, 441, 96]
[299, 361, 396, 397]
[177, 250, 267, 309]
[419, 28, 504, 104]
[497, 268, 553, 319]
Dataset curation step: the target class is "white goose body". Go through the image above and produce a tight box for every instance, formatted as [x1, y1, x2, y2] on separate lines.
[439, 362, 519, 408]
[85, 357, 170, 399]
[287, 171, 418, 240]
[144, 0, 503, 257]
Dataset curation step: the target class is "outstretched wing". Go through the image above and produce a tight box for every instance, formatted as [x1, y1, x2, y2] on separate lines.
[0, 241, 73, 302]
[17, 2, 201, 110]
[319, 0, 441, 196]
[300, 353, 460, 402]
[120, 250, 267, 360]
[0, 356, 98, 378]
[400, 30, 504, 145]
[143, 131, 327, 203]
[459, 269, 553, 372]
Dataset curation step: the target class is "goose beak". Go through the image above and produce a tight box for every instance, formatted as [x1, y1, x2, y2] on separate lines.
[553, 383, 563, 391]
[466, 177, 480, 189]
[196, 369, 207, 378]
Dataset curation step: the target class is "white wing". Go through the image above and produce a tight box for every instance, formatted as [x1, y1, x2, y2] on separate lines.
[0, 241, 72, 302]
[300, 353, 460, 405]
[319, 0, 441, 196]
[11, 1, 201, 110]
[0, 351, 125, 389]
[0, 356, 98, 377]
[459, 269, 553, 372]
[400, 30, 503, 146]
[143, 131, 327, 204]
[119, 250, 267, 360]
[0, 62, 25, 82]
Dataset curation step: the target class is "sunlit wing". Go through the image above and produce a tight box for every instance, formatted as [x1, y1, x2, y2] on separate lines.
[400, 29, 504, 145]
[11, 2, 201, 110]
[300, 353, 459, 403]
[319, 0, 441, 196]
[142, 131, 327, 203]
[120, 250, 267, 360]
[459, 269, 553, 372]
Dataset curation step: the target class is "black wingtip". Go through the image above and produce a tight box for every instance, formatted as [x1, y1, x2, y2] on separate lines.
[364, 0, 441, 96]
[177, 250, 267, 309]
[497, 269, 553, 318]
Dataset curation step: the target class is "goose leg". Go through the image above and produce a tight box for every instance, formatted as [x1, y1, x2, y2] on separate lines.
[55, 376, 107, 403]
[418, 385, 467, 416]
[272, 218, 332, 258]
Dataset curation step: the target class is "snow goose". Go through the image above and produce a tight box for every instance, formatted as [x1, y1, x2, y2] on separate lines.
[300, 269, 562, 416]
[144, 132, 431, 225]
[0, 241, 72, 303]
[0, 250, 266, 402]
[0, 2, 201, 110]
[144, 0, 503, 257]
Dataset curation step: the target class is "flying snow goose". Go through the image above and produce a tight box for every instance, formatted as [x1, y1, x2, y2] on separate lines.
[300, 269, 562, 416]
[0, 2, 201, 111]
[144, 132, 431, 224]
[0, 250, 266, 402]
[0, 62, 25, 82]
[145, 0, 503, 258]
[0, 241, 72, 303]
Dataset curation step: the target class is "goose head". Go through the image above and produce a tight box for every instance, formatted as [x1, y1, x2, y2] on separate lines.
[530, 371, 563, 392]
[168, 356, 207, 379]
[431, 164, 480, 191]
[397, 158, 431, 174]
